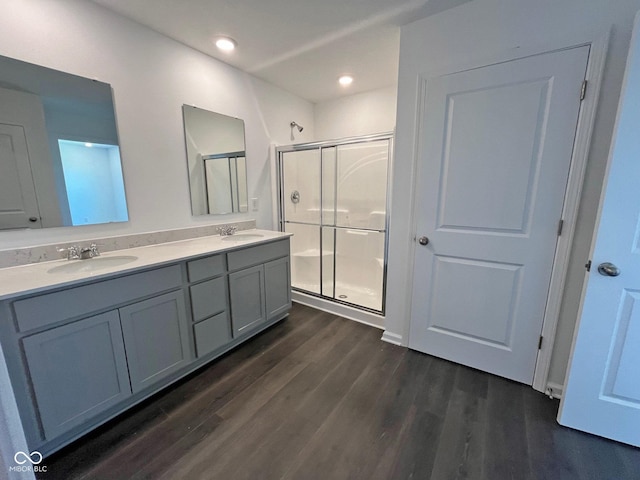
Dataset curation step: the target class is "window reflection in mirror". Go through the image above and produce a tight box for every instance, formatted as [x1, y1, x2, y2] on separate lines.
[0, 54, 128, 230]
[182, 105, 248, 215]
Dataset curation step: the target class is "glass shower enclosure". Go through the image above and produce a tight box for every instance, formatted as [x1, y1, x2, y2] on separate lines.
[276, 134, 391, 313]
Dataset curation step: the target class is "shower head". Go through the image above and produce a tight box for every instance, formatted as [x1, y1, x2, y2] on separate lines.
[290, 121, 304, 133]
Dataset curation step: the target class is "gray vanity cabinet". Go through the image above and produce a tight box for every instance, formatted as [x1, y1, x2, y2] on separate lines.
[229, 264, 267, 336]
[119, 290, 191, 393]
[21, 310, 131, 440]
[1, 236, 291, 457]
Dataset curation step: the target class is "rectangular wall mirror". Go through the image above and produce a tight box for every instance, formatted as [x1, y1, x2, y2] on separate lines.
[0, 54, 128, 230]
[182, 105, 248, 216]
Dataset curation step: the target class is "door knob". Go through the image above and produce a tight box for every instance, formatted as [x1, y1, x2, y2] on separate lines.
[418, 236, 429, 246]
[597, 262, 620, 277]
[28, 217, 38, 222]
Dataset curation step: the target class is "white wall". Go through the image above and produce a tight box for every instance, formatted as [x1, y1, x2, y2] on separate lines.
[386, 0, 640, 388]
[314, 86, 397, 141]
[0, 0, 314, 251]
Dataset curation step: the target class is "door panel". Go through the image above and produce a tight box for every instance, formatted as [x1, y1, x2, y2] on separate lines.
[119, 291, 191, 393]
[437, 81, 546, 233]
[559, 15, 640, 446]
[602, 290, 640, 402]
[410, 46, 590, 383]
[22, 311, 131, 439]
[427, 256, 521, 347]
[0, 123, 41, 229]
[229, 265, 266, 336]
[265, 256, 292, 319]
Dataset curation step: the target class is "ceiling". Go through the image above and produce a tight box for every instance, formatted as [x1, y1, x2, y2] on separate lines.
[91, 0, 469, 103]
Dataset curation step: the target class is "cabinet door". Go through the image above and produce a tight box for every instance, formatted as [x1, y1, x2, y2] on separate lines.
[265, 256, 291, 319]
[22, 311, 131, 440]
[119, 291, 191, 393]
[229, 265, 266, 336]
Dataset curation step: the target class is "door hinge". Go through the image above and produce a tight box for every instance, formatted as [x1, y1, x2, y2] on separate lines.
[557, 219, 564, 236]
[538, 335, 544, 350]
[580, 80, 588, 101]
[585, 260, 592, 272]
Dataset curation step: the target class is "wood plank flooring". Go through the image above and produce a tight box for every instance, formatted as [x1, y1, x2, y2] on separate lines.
[39, 304, 640, 480]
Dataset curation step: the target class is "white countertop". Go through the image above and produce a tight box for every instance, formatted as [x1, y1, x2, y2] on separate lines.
[0, 229, 291, 301]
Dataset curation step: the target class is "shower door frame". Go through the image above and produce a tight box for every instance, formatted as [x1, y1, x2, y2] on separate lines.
[202, 151, 245, 214]
[276, 132, 393, 315]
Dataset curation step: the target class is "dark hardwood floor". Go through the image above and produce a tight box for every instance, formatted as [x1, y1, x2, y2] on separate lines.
[39, 304, 639, 480]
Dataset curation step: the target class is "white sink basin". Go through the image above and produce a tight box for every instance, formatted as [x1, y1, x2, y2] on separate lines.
[221, 233, 265, 242]
[48, 256, 138, 274]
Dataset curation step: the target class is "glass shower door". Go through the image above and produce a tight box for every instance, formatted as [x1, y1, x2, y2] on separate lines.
[281, 149, 322, 294]
[279, 135, 390, 313]
[329, 140, 389, 311]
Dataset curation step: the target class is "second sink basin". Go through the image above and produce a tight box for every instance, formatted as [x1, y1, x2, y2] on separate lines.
[221, 233, 265, 242]
[48, 255, 139, 274]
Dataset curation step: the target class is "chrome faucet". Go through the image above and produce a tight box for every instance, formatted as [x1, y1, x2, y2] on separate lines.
[57, 243, 101, 260]
[218, 225, 238, 236]
[57, 245, 80, 260]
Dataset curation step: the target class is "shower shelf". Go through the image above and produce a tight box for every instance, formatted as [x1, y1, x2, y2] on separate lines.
[306, 208, 349, 214]
[292, 249, 333, 258]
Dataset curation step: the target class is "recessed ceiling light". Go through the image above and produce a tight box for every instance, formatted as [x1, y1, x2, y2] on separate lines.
[215, 37, 237, 52]
[84, 143, 93, 148]
[338, 75, 354, 86]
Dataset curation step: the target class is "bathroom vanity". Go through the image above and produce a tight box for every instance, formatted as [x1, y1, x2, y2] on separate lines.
[0, 230, 291, 456]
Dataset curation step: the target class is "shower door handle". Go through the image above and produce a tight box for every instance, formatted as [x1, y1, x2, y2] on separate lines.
[418, 236, 429, 246]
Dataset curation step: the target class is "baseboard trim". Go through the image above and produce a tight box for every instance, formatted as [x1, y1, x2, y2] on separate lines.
[381, 331, 403, 346]
[546, 381, 564, 399]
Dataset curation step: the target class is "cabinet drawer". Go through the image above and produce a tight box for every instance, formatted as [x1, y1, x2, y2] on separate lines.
[194, 312, 232, 358]
[187, 254, 226, 283]
[14, 265, 182, 333]
[190, 276, 227, 322]
[227, 239, 289, 272]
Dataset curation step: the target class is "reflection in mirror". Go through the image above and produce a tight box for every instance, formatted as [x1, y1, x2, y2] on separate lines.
[182, 105, 248, 215]
[0, 54, 128, 230]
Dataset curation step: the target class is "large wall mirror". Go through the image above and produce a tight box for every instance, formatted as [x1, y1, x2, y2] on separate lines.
[182, 105, 248, 215]
[0, 54, 128, 230]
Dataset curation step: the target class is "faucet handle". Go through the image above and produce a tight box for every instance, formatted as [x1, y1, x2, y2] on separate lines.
[89, 243, 101, 257]
[217, 225, 237, 236]
[57, 245, 80, 260]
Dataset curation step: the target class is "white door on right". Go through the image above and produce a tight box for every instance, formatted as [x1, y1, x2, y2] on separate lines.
[558, 14, 640, 447]
[409, 46, 589, 384]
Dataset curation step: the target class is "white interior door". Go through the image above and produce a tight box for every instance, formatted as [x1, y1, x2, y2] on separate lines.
[409, 46, 589, 384]
[0, 123, 41, 229]
[558, 14, 640, 447]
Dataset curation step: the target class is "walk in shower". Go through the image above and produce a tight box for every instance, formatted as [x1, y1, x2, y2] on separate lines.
[276, 134, 391, 314]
